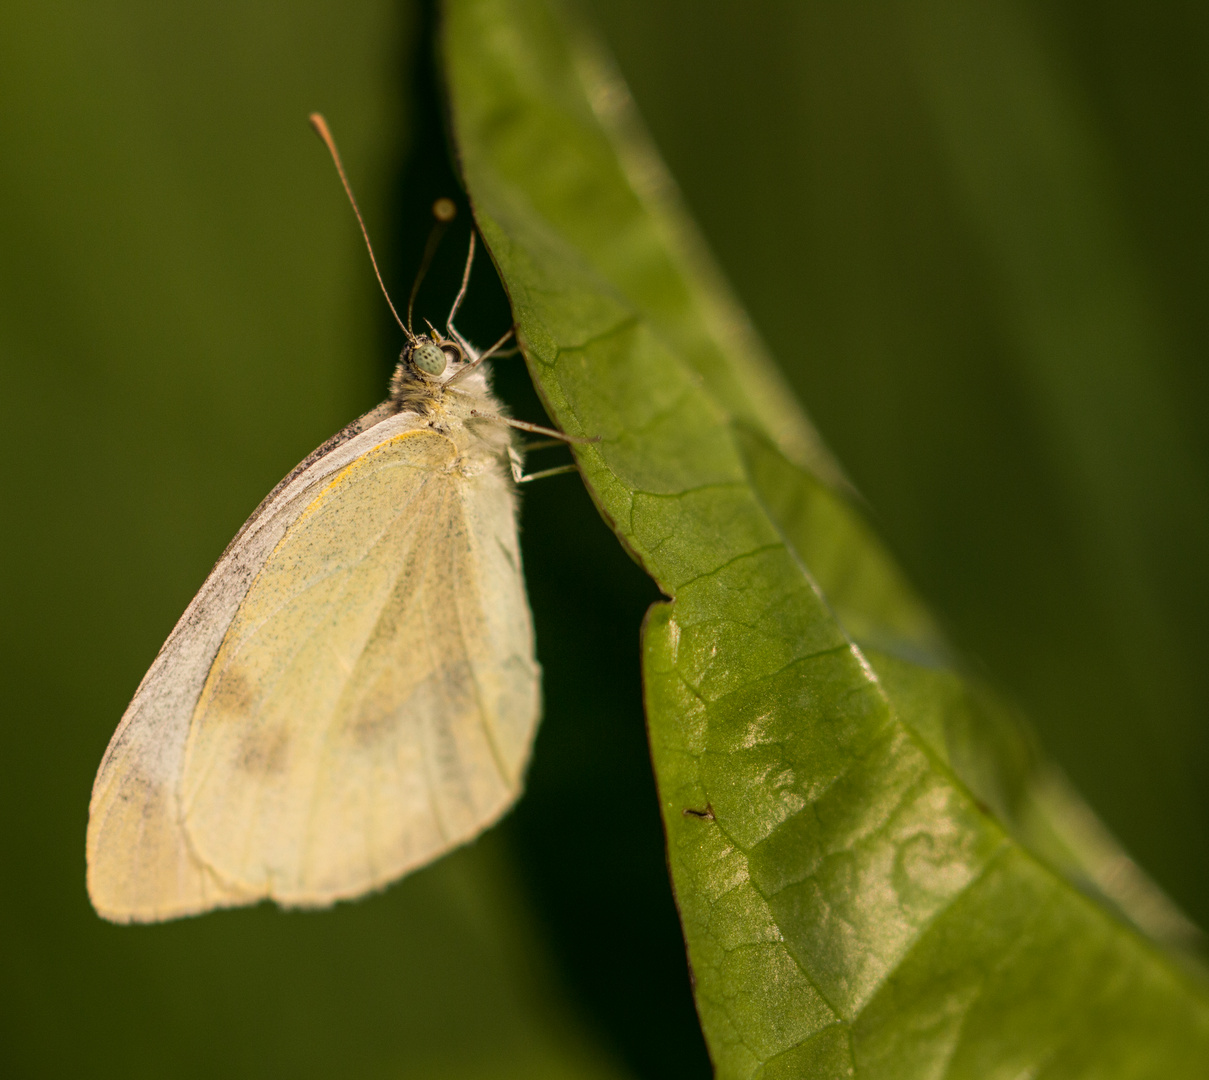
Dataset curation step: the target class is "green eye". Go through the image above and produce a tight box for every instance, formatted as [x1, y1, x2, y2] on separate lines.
[412, 341, 447, 376]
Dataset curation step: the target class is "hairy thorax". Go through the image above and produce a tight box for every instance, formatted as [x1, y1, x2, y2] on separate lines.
[388, 354, 514, 473]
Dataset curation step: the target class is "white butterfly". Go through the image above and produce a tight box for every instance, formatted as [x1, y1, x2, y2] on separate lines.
[86, 116, 578, 923]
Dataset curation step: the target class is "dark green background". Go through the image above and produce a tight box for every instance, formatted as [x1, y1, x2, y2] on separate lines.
[1, 1, 1205, 1077]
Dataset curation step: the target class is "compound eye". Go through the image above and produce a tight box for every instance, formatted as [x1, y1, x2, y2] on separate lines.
[441, 343, 463, 367]
[412, 340, 447, 376]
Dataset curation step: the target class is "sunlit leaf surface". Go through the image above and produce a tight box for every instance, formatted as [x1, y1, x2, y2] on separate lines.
[443, 0, 1209, 1073]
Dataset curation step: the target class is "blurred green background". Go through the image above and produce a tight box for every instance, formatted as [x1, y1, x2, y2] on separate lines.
[1, 1, 1206, 1077]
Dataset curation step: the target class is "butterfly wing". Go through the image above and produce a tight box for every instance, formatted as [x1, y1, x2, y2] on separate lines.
[179, 426, 537, 906]
[84, 414, 391, 924]
[87, 409, 538, 921]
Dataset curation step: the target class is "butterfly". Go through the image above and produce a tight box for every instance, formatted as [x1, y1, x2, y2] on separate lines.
[85, 115, 581, 923]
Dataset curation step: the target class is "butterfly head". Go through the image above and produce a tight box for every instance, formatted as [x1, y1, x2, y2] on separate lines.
[404, 330, 464, 380]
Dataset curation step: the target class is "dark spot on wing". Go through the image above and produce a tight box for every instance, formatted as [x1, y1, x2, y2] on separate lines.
[345, 688, 404, 747]
[204, 668, 256, 723]
[238, 725, 290, 775]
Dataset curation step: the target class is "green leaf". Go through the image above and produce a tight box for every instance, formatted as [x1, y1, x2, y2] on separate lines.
[441, 0, 1209, 1073]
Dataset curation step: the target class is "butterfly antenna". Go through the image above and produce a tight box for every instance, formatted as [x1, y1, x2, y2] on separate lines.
[447, 231, 476, 333]
[407, 197, 458, 336]
[308, 113, 411, 340]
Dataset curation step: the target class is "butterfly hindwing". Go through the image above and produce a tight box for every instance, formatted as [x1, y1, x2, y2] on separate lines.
[179, 428, 539, 905]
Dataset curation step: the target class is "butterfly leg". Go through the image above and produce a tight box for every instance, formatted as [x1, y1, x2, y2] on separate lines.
[469, 411, 599, 444]
[443, 328, 516, 388]
[507, 446, 579, 484]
